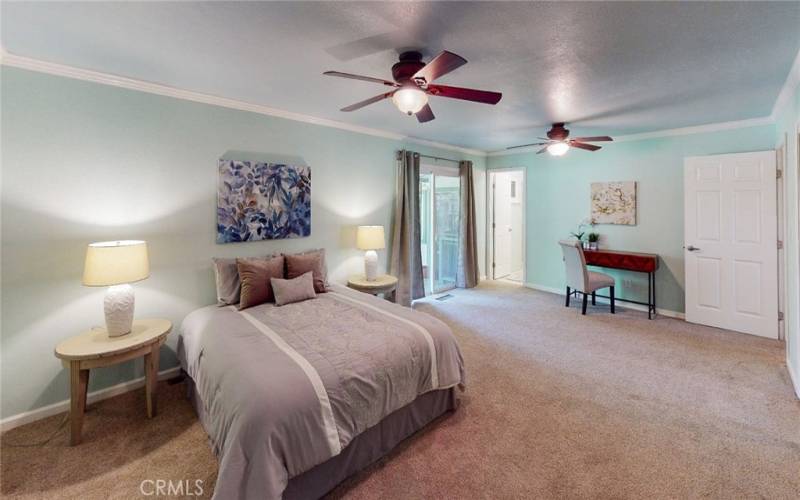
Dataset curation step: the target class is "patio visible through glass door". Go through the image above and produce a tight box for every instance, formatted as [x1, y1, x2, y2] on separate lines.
[420, 167, 460, 295]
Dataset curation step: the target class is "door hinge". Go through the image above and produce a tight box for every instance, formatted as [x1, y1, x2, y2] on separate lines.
[778, 311, 784, 321]
[492, 262, 496, 268]
[777, 169, 783, 179]
[492, 222, 496, 229]
[778, 240, 784, 250]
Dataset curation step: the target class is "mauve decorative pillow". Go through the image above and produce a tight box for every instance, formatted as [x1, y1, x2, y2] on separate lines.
[271, 271, 317, 306]
[236, 255, 285, 310]
[284, 249, 328, 293]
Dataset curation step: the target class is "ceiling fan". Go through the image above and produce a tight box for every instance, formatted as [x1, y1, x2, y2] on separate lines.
[507, 123, 613, 156]
[323, 50, 502, 123]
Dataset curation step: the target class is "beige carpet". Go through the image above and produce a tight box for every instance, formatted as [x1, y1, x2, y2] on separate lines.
[3, 281, 798, 499]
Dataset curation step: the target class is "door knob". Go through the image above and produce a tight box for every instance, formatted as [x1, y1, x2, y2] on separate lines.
[686, 245, 700, 252]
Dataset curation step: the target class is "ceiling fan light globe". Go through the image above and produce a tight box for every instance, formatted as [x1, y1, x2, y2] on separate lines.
[392, 87, 428, 115]
[547, 142, 570, 156]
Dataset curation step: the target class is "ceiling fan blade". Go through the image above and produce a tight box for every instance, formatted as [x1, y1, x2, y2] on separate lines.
[572, 136, 614, 142]
[426, 84, 502, 105]
[536, 146, 549, 154]
[570, 142, 602, 152]
[506, 142, 549, 150]
[416, 103, 435, 123]
[340, 92, 394, 112]
[412, 50, 467, 84]
[323, 71, 399, 87]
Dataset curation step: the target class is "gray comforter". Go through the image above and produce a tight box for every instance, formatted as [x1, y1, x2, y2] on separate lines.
[178, 284, 465, 499]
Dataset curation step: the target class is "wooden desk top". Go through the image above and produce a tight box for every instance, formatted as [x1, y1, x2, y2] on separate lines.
[584, 248, 659, 273]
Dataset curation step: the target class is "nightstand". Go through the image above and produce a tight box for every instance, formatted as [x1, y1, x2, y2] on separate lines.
[54, 318, 172, 445]
[347, 274, 398, 297]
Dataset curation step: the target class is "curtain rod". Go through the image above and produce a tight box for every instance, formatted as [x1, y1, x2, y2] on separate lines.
[418, 153, 461, 164]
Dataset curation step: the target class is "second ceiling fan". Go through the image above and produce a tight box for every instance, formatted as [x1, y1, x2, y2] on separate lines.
[324, 50, 502, 123]
[508, 123, 613, 156]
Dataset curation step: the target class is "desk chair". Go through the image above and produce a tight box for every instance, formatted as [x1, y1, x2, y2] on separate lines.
[558, 240, 615, 315]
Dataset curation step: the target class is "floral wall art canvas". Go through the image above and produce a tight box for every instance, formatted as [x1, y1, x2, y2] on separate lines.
[217, 160, 311, 243]
[590, 181, 636, 225]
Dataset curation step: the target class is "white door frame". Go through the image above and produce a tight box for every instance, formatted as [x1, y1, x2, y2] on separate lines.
[486, 167, 526, 283]
[792, 121, 800, 376]
[777, 139, 787, 340]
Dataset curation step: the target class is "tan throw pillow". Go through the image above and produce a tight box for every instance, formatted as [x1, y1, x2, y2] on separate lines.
[212, 254, 274, 306]
[284, 249, 327, 293]
[271, 271, 317, 306]
[236, 255, 285, 310]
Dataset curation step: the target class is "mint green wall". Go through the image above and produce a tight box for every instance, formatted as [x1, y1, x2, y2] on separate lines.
[0, 67, 487, 419]
[488, 125, 777, 314]
[774, 82, 800, 394]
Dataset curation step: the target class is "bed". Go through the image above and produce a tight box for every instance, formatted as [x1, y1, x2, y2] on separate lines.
[177, 283, 465, 499]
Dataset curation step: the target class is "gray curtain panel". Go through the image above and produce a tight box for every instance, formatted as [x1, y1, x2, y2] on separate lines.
[457, 160, 480, 288]
[390, 150, 425, 306]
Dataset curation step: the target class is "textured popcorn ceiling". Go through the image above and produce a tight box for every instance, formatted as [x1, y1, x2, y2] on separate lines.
[2, 1, 799, 151]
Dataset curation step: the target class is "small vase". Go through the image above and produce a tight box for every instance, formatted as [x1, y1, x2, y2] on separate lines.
[589, 242, 598, 250]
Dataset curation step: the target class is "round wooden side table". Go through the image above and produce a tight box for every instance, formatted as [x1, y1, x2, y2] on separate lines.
[54, 318, 172, 445]
[347, 274, 398, 297]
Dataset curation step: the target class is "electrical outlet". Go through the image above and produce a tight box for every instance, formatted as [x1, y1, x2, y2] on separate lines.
[622, 279, 634, 288]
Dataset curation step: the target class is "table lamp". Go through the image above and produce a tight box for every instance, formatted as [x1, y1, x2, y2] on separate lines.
[82, 240, 150, 337]
[356, 225, 385, 281]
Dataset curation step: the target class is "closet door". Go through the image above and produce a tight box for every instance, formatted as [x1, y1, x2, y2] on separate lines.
[684, 151, 778, 338]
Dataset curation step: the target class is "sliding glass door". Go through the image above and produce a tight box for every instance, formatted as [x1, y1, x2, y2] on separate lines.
[420, 166, 460, 295]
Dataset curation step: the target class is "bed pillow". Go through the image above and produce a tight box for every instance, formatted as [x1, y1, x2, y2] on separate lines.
[284, 249, 328, 293]
[236, 255, 285, 310]
[271, 271, 317, 306]
[213, 255, 274, 306]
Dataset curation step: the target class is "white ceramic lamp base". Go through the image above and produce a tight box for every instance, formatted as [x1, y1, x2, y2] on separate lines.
[104, 284, 135, 337]
[364, 250, 378, 281]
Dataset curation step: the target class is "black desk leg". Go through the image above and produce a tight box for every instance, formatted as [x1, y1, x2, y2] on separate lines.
[647, 272, 652, 320]
[652, 272, 657, 318]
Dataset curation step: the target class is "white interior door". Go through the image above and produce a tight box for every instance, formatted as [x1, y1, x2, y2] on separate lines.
[684, 151, 778, 338]
[493, 173, 512, 279]
[509, 172, 524, 275]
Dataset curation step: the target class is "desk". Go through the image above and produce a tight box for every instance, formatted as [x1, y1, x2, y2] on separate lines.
[583, 249, 659, 319]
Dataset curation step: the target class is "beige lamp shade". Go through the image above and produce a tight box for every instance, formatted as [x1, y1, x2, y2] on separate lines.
[356, 225, 385, 250]
[82, 240, 150, 286]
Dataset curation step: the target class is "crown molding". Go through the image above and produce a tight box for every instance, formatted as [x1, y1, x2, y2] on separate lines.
[487, 115, 775, 156]
[0, 49, 486, 157]
[770, 47, 800, 121]
[611, 115, 775, 142]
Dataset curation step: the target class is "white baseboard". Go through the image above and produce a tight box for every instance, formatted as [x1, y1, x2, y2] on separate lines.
[0, 366, 182, 432]
[524, 282, 685, 319]
[787, 357, 800, 400]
